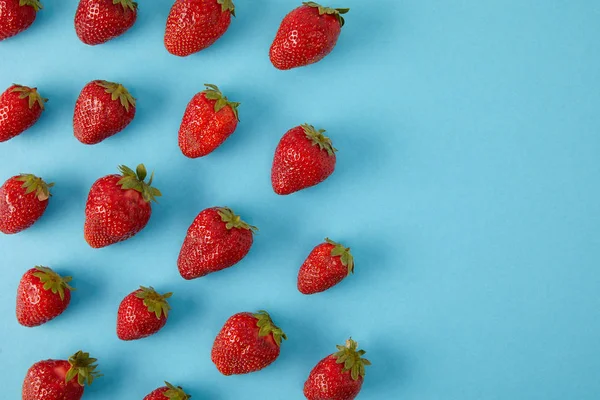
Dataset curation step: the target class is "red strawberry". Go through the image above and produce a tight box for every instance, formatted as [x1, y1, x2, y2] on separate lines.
[178, 207, 256, 280]
[164, 0, 235, 57]
[144, 382, 191, 400]
[22, 350, 101, 400]
[0, 174, 53, 234]
[211, 310, 286, 375]
[271, 124, 336, 195]
[0, 84, 47, 142]
[269, 2, 349, 70]
[304, 339, 371, 400]
[16, 266, 74, 327]
[178, 84, 240, 158]
[298, 238, 354, 295]
[73, 80, 136, 144]
[75, 0, 137, 45]
[117, 286, 172, 340]
[84, 164, 160, 248]
[0, 0, 41, 41]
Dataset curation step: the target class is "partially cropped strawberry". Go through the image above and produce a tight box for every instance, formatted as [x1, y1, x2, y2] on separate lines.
[73, 80, 136, 144]
[178, 84, 240, 158]
[144, 382, 191, 400]
[212, 310, 286, 375]
[75, 0, 137, 45]
[17, 266, 74, 327]
[22, 350, 101, 400]
[117, 286, 172, 340]
[0, 174, 53, 234]
[270, 2, 349, 70]
[84, 164, 161, 248]
[298, 238, 354, 295]
[0, 0, 42, 41]
[164, 0, 235, 57]
[0, 84, 47, 142]
[271, 124, 336, 195]
[178, 207, 256, 280]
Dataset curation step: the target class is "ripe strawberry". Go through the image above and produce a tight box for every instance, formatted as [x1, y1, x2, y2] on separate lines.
[271, 124, 336, 195]
[0, 174, 53, 234]
[304, 339, 371, 400]
[84, 164, 161, 248]
[178, 207, 256, 280]
[22, 350, 101, 400]
[270, 2, 349, 70]
[0, 84, 47, 142]
[17, 266, 74, 327]
[298, 238, 354, 295]
[178, 84, 240, 158]
[0, 0, 42, 41]
[117, 286, 172, 340]
[164, 0, 235, 57]
[75, 0, 137, 45]
[144, 382, 191, 400]
[73, 80, 136, 145]
[211, 310, 286, 375]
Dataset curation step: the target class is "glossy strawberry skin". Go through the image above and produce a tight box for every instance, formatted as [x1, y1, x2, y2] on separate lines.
[143, 387, 170, 400]
[22, 359, 84, 400]
[270, 4, 341, 70]
[84, 175, 151, 248]
[304, 355, 363, 400]
[116, 289, 167, 341]
[73, 81, 136, 145]
[178, 92, 238, 158]
[0, 0, 38, 42]
[178, 207, 254, 279]
[271, 126, 336, 195]
[164, 0, 232, 57]
[0, 85, 44, 142]
[211, 312, 280, 375]
[0, 176, 48, 234]
[75, 0, 137, 45]
[298, 242, 347, 294]
[16, 268, 71, 327]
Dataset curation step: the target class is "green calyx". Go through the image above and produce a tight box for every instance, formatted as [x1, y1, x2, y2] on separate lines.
[95, 80, 136, 113]
[11, 84, 47, 110]
[113, 0, 137, 12]
[135, 286, 172, 319]
[163, 381, 192, 400]
[16, 173, 54, 201]
[203, 84, 240, 121]
[65, 351, 102, 386]
[325, 238, 354, 275]
[32, 266, 74, 301]
[19, 0, 43, 12]
[217, 207, 258, 232]
[117, 164, 162, 203]
[254, 310, 287, 346]
[217, 0, 235, 17]
[303, 2, 349, 26]
[333, 338, 371, 381]
[302, 124, 337, 157]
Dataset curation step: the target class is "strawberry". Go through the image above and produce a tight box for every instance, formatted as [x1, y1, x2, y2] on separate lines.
[117, 286, 172, 340]
[75, 0, 137, 45]
[211, 310, 286, 375]
[73, 80, 136, 145]
[269, 2, 349, 70]
[0, 174, 53, 234]
[271, 124, 336, 195]
[16, 266, 74, 327]
[178, 84, 240, 158]
[144, 382, 191, 400]
[0, 84, 47, 142]
[178, 207, 256, 280]
[304, 339, 371, 400]
[0, 0, 42, 41]
[84, 164, 160, 248]
[298, 238, 354, 295]
[164, 0, 235, 57]
[22, 350, 101, 400]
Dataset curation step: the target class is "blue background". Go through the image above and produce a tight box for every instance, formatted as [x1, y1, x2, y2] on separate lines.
[1, 1, 599, 399]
